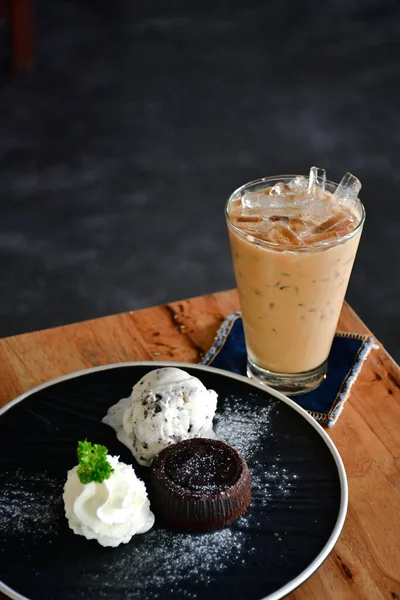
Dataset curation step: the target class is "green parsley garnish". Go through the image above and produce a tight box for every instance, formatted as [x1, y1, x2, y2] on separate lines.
[76, 440, 114, 484]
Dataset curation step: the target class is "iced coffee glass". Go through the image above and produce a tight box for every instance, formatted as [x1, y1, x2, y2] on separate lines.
[225, 172, 365, 395]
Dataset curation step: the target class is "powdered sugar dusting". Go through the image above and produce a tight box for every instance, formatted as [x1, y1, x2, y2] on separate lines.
[104, 526, 251, 599]
[215, 394, 297, 504]
[163, 440, 240, 493]
[0, 469, 63, 537]
[215, 392, 274, 457]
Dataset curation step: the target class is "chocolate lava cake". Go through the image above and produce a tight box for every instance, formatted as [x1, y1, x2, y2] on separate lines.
[148, 438, 251, 532]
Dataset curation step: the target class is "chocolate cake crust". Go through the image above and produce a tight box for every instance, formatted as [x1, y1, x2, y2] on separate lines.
[149, 438, 251, 531]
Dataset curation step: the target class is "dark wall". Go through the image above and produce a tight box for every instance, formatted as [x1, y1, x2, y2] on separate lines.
[0, 0, 399, 359]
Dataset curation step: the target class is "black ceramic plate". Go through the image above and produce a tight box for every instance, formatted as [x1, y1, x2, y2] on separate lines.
[0, 362, 347, 600]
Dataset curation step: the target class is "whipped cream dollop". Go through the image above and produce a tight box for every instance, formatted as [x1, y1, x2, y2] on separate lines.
[102, 367, 218, 466]
[63, 455, 154, 547]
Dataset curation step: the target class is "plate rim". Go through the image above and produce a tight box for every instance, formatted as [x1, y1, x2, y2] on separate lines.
[0, 361, 348, 600]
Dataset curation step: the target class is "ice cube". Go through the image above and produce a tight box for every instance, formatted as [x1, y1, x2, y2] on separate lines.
[234, 219, 270, 238]
[333, 172, 361, 204]
[305, 213, 357, 244]
[303, 229, 340, 245]
[312, 214, 348, 234]
[334, 216, 357, 236]
[289, 215, 318, 235]
[240, 192, 268, 218]
[237, 215, 264, 223]
[307, 166, 326, 200]
[269, 215, 289, 224]
[242, 189, 295, 212]
[241, 191, 264, 209]
[288, 176, 308, 193]
[269, 182, 291, 195]
[265, 225, 301, 245]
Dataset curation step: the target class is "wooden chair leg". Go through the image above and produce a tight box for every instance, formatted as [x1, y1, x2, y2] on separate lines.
[0, 0, 9, 18]
[10, 0, 34, 70]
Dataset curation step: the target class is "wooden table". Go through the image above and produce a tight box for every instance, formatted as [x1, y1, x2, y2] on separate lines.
[0, 290, 399, 600]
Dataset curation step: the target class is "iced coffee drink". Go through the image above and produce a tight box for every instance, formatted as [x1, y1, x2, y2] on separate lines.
[226, 168, 365, 395]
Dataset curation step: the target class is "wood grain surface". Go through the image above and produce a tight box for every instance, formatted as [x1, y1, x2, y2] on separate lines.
[0, 289, 399, 600]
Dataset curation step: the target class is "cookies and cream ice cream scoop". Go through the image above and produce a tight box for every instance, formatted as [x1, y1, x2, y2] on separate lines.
[102, 367, 218, 467]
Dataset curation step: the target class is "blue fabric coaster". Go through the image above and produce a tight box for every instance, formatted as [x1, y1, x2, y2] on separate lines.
[201, 311, 375, 427]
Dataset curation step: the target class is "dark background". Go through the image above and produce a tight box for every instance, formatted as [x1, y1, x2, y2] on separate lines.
[0, 0, 399, 360]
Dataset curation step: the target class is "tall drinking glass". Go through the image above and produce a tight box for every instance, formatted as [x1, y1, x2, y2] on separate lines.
[225, 175, 365, 395]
